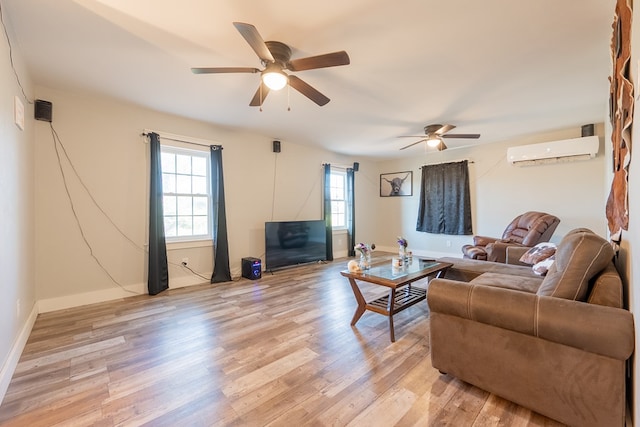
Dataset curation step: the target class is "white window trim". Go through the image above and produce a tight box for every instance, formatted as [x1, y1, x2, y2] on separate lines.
[330, 167, 348, 230]
[160, 141, 212, 244]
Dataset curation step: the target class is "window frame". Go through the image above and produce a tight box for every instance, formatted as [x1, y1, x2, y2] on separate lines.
[160, 144, 212, 243]
[329, 168, 347, 230]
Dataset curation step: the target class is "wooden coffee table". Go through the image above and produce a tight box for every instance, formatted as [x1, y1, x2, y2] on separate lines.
[340, 258, 452, 342]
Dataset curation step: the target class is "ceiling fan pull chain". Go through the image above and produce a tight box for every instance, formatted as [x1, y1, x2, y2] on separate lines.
[287, 83, 291, 111]
[259, 84, 263, 112]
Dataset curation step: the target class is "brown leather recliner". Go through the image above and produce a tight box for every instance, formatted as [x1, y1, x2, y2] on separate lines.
[461, 211, 560, 263]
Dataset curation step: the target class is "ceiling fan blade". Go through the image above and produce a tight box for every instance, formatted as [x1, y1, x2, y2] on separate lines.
[288, 75, 330, 106]
[397, 135, 430, 138]
[249, 82, 270, 106]
[434, 124, 456, 135]
[441, 133, 481, 139]
[400, 139, 426, 150]
[232, 22, 275, 63]
[287, 51, 350, 71]
[191, 67, 260, 74]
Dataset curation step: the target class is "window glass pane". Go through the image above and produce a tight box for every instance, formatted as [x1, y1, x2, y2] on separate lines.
[176, 175, 191, 194]
[162, 173, 176, 193]
[192, 157, 207, 176]
[177, 216, 193, 236]
[193, 196, 208, 215]
[193, 216, 208, 235]
[330, 187, 344, 200]
[161, 152, 175, 173]
[177, 196, 193, 215]
[176, 154, 191, 174]
[161, 146, 211, 241]
[330, 170, 347, 229]
[164, 216, 177, 237]
[163, 196, 177, 216]
[192, 176, 207, 195]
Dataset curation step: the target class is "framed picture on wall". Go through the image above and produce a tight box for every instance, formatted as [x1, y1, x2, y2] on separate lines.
[380, 171, 412, 197]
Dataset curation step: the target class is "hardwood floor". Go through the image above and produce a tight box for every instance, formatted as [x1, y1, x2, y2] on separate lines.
[0, 255, 565, 426]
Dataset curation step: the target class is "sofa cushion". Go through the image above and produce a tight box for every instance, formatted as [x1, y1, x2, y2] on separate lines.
[537, 230, 614, 301]
[519, 242, 556, 265]
[438, 256, 537, 282]
[469, 272, 542, 293]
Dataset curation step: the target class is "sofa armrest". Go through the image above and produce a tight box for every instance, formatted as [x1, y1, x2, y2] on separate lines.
[472, 235, 498, 246]
[505, 246, 530, 265]
[485, 241, 525, 263]
[428, 278, 634, 360]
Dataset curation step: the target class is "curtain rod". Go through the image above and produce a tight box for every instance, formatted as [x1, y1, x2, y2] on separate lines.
[142, 129, 219, 148]
[420, 160, 474, 168]
[322, 162, 355, 169]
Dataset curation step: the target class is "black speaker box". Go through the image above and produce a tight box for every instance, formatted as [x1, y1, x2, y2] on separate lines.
[35, 99, 53, 122]
[353, 162, 359, 171]
[272, 140, 281, 153]
[581, 124, 595, 137]
[242, 257, 262, 280]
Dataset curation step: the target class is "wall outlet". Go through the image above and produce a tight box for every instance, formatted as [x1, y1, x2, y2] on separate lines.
[182, 257, 189, 266]
[16, 299, 21, 319]
[446, 240, 452, 247]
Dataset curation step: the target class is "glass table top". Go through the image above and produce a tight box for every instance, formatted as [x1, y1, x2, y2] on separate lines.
[360, 259, 440, 280]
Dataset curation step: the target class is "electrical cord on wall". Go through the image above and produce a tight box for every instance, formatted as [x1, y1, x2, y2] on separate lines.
[180, 262, 209, 281]
[50, 125, 142, 252]
[0, 0, 32, 104]
[50, 124, 141, 295]
[271, 152, 278, 221]
[50, 125, 213, 287]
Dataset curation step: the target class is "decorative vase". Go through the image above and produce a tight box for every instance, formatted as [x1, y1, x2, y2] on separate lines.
[399, 245, 407, 260]
[359, 252, 371, 270]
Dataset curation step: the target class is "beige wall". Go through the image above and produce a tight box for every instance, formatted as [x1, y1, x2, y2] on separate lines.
[32, 86, 373, 310]
[0, 27, 36, 399]
[373, 125, 609, 257]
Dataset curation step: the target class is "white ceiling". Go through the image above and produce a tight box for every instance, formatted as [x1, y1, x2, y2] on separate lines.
[3, 0, 615, 158]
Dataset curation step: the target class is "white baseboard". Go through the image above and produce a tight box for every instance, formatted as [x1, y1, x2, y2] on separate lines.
[0, 303, 38, 407]
[38, 282, 147, 313]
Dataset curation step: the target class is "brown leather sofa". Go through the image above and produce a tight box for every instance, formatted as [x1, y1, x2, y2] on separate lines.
[461, 211, 560, 263]
[429, 229, 634, 427]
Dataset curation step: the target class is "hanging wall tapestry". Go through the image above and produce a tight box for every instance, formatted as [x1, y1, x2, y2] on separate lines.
[607, 0, 633, 246]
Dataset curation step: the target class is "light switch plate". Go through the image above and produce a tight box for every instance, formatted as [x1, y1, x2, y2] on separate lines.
[14, 95, 24, 130]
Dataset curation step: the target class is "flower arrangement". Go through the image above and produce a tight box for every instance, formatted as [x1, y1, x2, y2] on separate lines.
[397, 236, 408, 248]
[354, 242, 375, 270]
[354, 242, 375, 255]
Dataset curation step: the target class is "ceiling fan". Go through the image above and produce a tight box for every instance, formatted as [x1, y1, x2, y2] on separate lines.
[191, 22, 350, 107]
[398, 124, 481, 151]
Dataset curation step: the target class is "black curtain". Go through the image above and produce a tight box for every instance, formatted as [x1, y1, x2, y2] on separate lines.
[323, 164, 334, 261]
[148, 132, 169, 295]
[210, 145, 232, 283]
[416, 160, 472, 235]
[346, 167, 356, 257]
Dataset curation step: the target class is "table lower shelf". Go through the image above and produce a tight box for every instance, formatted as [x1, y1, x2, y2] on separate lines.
[366, 286, 427, 315]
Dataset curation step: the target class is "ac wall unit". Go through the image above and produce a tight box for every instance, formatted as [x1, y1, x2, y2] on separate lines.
[507, 136, 599, 166]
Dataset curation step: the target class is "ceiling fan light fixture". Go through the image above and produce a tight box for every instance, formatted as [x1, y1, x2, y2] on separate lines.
[262, 66, 288, 90]
[426, 136, 442, 147]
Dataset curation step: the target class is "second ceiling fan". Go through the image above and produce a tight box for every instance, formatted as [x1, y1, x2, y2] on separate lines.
[398, 124, 480, 151]
[191, 22, 350, 107]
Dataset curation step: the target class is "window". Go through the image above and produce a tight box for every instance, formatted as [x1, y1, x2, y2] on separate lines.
[330, 169, 346, 228]
[161, 146, 211, 241]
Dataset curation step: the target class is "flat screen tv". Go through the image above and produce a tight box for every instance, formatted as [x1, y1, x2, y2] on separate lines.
[265, 220, 327, 270]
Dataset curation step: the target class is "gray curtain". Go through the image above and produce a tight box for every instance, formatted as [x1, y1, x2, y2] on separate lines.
[416, 160, 472, 235]
[346, 167, 356, 257]
[323, 164, 334, 261]
[210, 145, 232, 283]
[148, 132, 169, 295]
